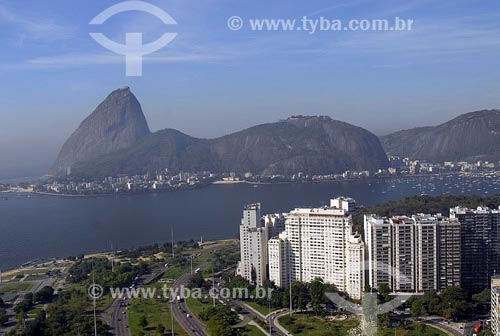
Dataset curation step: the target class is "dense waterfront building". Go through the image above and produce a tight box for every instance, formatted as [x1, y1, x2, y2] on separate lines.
[267, 198, 365, 300]
[450, 206, 500, 293]
[364, 213, 460, 293]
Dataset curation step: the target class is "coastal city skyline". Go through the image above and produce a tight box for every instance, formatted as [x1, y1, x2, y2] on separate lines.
[2, 1, 500, 335]
[2, 0, 500, 179]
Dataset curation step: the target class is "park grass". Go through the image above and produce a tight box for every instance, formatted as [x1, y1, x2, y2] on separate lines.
[185, 296, 218, 321]
[128, 284, 187, 336]
[0, 282, 32, 294]
[240, 324, 266, 336]
[95, 293, 115, 312]
[0, 281, 33, 302]
[164, 265, 188, 280]
[245, 301, 273, 316]
[279, 313, 360, 336]
[279, 313, 447, 336]
[378, 323, 447, 336]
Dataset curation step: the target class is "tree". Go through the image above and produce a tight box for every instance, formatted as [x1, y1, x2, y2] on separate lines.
[206, 316, 233, 336]
[439, 287, 469, 320]
[472, 289, 491, 312]
[292, 282, 309, 311]
[378, 284, 391, 303]
[310, 278, 325, 315]
[411, 299, 424, 319]
[138, 315, 148, 330]
[14, 293, 33, 314]
[34, 286, 54, 303]
[156, 323, 165, 335]
[378, 313, 392, 328]
[187, 272, 206, 289]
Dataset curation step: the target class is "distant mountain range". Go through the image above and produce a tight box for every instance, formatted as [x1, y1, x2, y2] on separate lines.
[50, 87, 389, 177]
[380, 109, 500, 162]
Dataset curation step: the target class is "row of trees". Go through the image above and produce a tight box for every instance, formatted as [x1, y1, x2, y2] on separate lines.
[67, 257, 148, 290]
[224, 276, 338, 315]
[408, 287, 490, 321]
[199, 305, 241, 336]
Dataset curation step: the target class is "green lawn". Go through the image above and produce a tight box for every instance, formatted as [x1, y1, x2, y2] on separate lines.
[128, 284, 187, 336]
[279, 313, 360, 336]
[95, 293, 115, 312]
[379, 323, 447, 336]
[239, 324, 266, 336]
[245, 301, 273, 316]
[185, 296, 219, 321]
[164, 265, 188, 280]
[279, 314, 447, 336]
[0, 282, 33, 295]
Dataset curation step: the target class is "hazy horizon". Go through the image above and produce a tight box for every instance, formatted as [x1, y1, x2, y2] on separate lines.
[1, 0, 500, 179]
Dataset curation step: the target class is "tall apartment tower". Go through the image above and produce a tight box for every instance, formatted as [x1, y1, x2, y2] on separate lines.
[491, 275, 500, 336]
[392, 216, 416, 292]
[450, 206, 500, 293]
[268, 232, 290, 288]
[237, 203, 268, 285]
[414, 214, 438, 292]
[268, 198, 364, 300]
[437, 219, 461, 290]
[364, 215, 393, 291]
[365, 213, 458, 293]
[346, 233, 365, 300]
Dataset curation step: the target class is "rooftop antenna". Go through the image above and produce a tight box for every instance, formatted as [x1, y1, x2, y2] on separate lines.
[92, 263, 97, 336]
[171, 226, 175, 258]
[170, 297, 174, 336]
[212, 267, 216, 308]
[110, 241, 114, 273]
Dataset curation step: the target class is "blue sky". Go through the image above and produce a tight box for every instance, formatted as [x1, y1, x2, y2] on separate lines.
[1, 0, 500, 179]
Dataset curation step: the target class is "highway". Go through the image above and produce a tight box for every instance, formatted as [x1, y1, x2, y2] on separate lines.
[101, 267, 164, 335]
[171, 269, 208, 336]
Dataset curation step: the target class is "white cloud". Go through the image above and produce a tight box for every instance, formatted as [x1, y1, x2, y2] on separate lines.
[0, 3, 73, 45]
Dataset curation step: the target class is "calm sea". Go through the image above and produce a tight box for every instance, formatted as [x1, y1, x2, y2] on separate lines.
[1, 174, 499, 270]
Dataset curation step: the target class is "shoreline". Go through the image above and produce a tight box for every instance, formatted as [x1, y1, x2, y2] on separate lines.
[12, 171, 487, 197]
[0, 238, 237, 276]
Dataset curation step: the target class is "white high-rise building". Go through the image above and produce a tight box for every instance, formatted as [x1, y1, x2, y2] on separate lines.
[268, 199, 364, 300]
[237, 203, 268, 285]
[346, 233, 365, 300]
[263, 213, 287, 239]
[491, 275, 500, 336]
[364, 215, 393, 291]
[414, 214, 439, 292]
[268, 232, 290, 288]
[365, 213, 457, 293]
[330, 196, 356, 213]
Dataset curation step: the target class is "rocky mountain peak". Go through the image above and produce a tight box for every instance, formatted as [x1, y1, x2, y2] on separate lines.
[50, 87, 150, 175]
